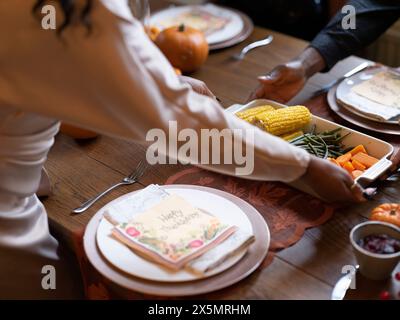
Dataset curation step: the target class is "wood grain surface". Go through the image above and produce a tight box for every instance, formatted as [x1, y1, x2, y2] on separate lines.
[42, 1, 400, 299]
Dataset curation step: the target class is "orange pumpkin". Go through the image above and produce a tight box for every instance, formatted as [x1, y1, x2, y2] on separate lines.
[173, 68, 182, 76]
[155, 24, 209, 73]
[370, 203, 400, 227]
[147, 26, 160, 42]
[60, 123, 99, 140]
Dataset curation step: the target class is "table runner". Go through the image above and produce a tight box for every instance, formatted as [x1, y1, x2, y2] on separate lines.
[166, 167, 334, 258]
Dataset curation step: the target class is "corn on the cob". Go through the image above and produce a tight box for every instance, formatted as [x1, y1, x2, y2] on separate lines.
[280, 130, 304, 141]
[254, 106, 311, 136]
[236, 105, 275, 122]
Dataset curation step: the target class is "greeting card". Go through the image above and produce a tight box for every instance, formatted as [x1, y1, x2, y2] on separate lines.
[112, 194, 237, 270]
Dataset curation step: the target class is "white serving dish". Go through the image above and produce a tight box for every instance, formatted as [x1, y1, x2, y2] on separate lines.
[226, 99, 394, 192]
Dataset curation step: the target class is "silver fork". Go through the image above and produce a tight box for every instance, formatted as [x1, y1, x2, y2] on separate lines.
[233, 35, 273, 60]
[72, 161, 148, 214]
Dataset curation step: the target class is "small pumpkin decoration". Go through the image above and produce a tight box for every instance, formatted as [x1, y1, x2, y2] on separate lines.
[60, 123, 99, 140]
[155, 24, 209, 73]
[147, 26, 160, 42]
[173, 67, 182, 76]
[370, 203, 400, 227]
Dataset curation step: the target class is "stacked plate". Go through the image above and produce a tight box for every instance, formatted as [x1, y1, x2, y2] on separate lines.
[150, 4, 253, 50]
[83, 185, 269, 296]
[327, 67, 400, 136]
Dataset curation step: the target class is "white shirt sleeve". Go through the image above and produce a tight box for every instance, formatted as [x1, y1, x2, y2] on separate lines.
[0, 0, 310, 182]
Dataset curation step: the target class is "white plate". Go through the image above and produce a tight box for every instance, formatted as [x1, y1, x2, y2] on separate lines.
[150, 4, 244, 45]
[84, 185, 269, 296]
[336, 68, 400, 124]
[96, 187, 253, 283]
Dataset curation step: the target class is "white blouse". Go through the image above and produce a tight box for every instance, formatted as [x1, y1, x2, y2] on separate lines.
[0, 0, 310, 297]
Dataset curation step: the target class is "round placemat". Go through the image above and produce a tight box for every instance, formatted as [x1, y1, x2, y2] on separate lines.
[83, 185, 270, 296]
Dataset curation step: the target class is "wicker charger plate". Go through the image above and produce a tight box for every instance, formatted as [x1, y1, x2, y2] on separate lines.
[83, 185, 270, 297]
[327, 85, 400, 136]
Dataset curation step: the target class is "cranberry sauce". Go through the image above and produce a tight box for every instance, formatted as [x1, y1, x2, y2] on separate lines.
[357, 234, 400, 254]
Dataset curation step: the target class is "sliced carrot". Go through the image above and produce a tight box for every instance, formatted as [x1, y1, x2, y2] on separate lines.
[352, 159, 367, 171]
[350, 145, 367, 156]
[343, 161, 355, 174]
[352, 152, 379, 168]
[336, 153, 352, 165]
[328, 158, 340, 166]
[352, 170, 364, 179]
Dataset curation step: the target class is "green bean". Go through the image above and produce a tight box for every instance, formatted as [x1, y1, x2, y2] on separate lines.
[342, 146, 354, 154]
[289, 127, 351, 160]
[329, 150, 344, 157]
[288, 135, 306, 144]
[321, 128, 342, 135]
[307, 143, 319, 156]
[335, 132, 351, 142]
[316, 136, 329, 159]
[305, 136, 324, 146]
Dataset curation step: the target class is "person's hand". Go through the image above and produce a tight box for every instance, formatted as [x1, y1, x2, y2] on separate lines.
[296, 157, 365, 204]
[179, 75, 217, 99]
[248, 47, 326, 103]
[248, 61, 307, 103]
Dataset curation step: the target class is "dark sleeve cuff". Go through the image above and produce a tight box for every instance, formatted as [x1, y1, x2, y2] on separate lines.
[310, 0, 400, 71]
[309, 33, 348, 71]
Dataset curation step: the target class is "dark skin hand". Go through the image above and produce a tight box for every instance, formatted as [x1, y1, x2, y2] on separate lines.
[296, 156, 365, 204]
[249, 47, 326, 103]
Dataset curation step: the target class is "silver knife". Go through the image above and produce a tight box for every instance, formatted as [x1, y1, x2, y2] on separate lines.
[311, 62, 371, 98]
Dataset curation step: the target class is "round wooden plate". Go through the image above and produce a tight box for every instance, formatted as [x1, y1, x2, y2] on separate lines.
[83, 185, 270, 297]
[327, 85, 400, 136]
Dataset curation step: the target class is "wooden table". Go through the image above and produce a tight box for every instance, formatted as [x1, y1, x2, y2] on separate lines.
[43, 12, 400, 299]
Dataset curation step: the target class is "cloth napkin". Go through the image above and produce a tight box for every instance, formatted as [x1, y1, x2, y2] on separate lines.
[341, 70, 400, 121]
[341, 91, 400, 121]
[103, 184, 254, 274]
[104, 184, 169, 225]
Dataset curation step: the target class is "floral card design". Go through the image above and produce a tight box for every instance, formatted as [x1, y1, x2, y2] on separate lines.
[114, 194, 235, 265]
